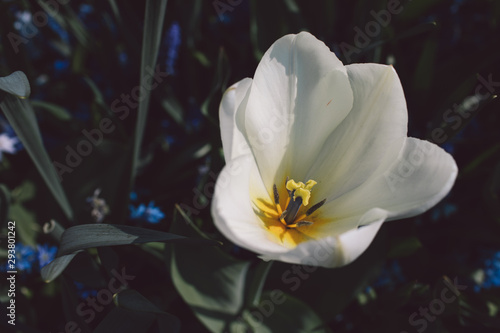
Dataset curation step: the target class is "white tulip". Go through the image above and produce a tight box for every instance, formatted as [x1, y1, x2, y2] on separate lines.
[212, 32, 457, 268]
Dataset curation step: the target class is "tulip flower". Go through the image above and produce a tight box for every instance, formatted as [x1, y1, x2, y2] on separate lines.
[211, 32, 457, 268]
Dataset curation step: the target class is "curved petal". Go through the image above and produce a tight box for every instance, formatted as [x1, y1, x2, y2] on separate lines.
[219, 78, 253, 162]
[240, 32, 354, 189]
[259, 219, 384, 268]
[320, 137, 458, 226]
[307, 64, 408, 202]
[211, 155, 287, 255]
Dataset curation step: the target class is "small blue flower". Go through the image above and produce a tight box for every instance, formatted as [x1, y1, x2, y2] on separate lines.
[13, 11, 32, 35]
[74, 281, 98, 300]
[37, 244, 58, 269]
[372, 260, 405, 290]
[118, 52, 128, 66]
[78, 4, 94, 19]
[86, 188, 110, 223]
[47, 16, 69, 43]
[130, 201, 165, 224]
[163, 22, 181, 75]
[475, 251, 500, 291]
[54, 59, 70, 72]
[12, 244, 37, 273]
[0, 133, 20, 160]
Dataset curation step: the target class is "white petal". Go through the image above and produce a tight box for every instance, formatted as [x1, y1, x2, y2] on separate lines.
[260, 219, 384, 268]
[219, 78, 252, 162]
[321, 137, 458, 225]
[306, 64, 408, 202]
[211, 155, 287, 255]
[241, 32, 354, 188]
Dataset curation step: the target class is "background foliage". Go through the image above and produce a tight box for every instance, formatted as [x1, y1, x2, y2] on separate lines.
[0, 0, 500, 332]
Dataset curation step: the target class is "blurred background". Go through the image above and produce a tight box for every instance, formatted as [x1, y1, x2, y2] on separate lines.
[0, 0, 500, 332]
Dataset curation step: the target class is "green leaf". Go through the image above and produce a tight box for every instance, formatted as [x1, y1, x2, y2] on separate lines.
[10, 203, 40, 247]
[245, 261, 274, 308]
[115, 289, 181, 332]
[161, 95, 184, 125]
[242, 292, 331, 333]
[170, 213, 251, 333]
[12, 180, 35, 203]
[58, 224, 216, 256]
[0, 184, 11, 228]
[131, 0, 168, 179]
[82, 76, 107, 110]
[388, 236, 423, 258]
[41, 224, 216, 282]
[114, 0, 168, 224]
[41, 251, 83, 283]
[42, 219, 65, 242]
[31, 100, 72, 121]
[0, 94, 73, 221]
[93, 308, 156, 333]
[200, 48, 230, 121]
[0, 71, 30, 98]
[60, 277, 92, 333]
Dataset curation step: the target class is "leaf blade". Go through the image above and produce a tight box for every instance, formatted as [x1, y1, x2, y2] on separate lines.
[0, 94, 73, 221]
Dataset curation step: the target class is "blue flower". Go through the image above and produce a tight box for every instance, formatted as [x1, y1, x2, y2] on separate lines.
[130, 201, 165, 224]
[475, 251, 500, 291]
[7, 244, 37, 274]
[163, 22, 181, 75]
[37, 244, 58, 269]
[54, 59, 70, 73]
[0, 133, 20, 160]
[78, 4, 94, 20]
[86, 188, 110, 223]
[372, 260, 406, 290]
[47, 16, 69, 43]
[74, 281, 98, 300]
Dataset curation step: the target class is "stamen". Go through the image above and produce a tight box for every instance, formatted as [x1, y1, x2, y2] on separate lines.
[282, 196, 302, 224]
[306, 199, 326, 216]
[294, 199, 326, 223]
[271, 178, 322, 229]
[273, 184, 283, 216]
[273, 184, 280, 204]
[287, 221, 313, 228]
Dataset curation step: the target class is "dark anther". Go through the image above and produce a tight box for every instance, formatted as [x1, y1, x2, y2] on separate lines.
[306, 199, 326, 216]
[273, 184, 280, 204]
[295, 221, 314, 227]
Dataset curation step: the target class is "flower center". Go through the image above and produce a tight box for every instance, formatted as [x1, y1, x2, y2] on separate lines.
[273, 178, 326, 229]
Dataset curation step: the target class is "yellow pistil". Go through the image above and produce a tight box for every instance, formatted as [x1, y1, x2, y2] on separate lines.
[253, 178, 325, 248]
[286, 179, 317, 206]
